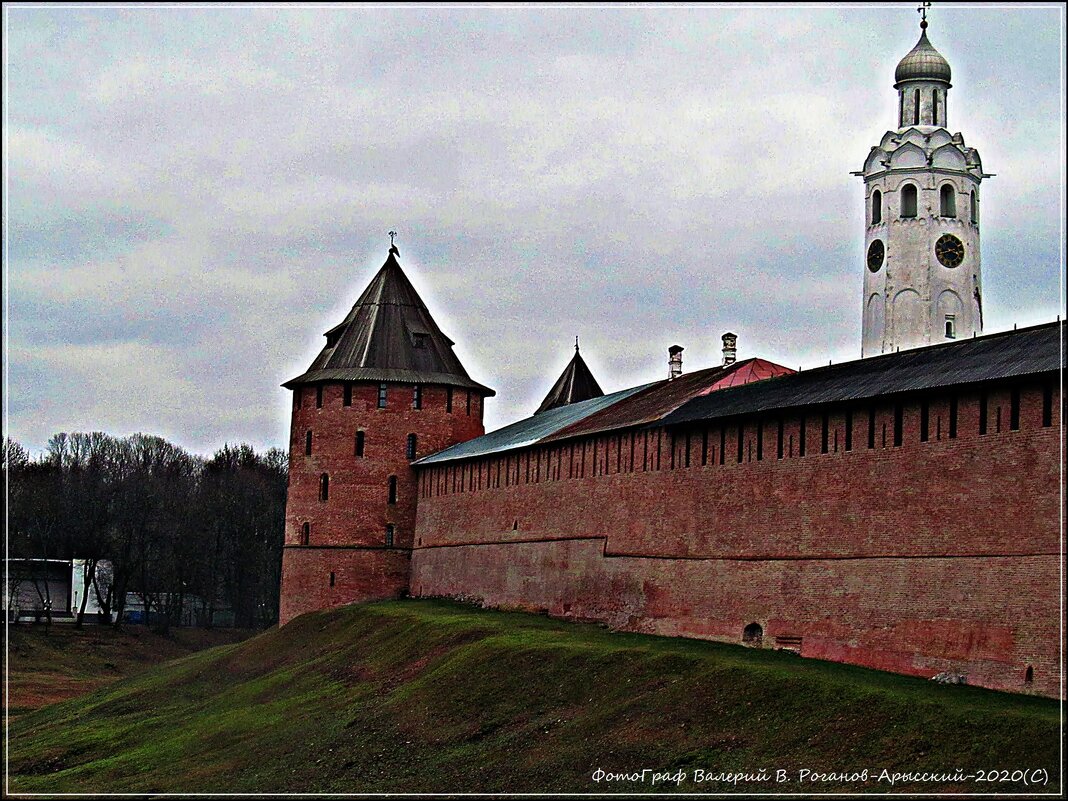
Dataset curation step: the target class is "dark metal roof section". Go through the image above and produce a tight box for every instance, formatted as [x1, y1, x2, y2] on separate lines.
[535, 343, 605, 414]
[662, 322, 1064, 428]
[542, 363, 731, 443]
[283, 246, 495, 395]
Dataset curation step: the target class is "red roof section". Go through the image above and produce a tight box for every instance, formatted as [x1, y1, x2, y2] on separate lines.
[697, 358, 796, 394]
[542, 357, 794, 443]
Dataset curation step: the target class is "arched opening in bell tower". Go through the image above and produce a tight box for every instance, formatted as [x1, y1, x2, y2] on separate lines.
[901, 184, 918, 218]
[940, 184, 956, 217]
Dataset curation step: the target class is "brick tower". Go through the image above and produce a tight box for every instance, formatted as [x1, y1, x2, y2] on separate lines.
[278, 243, 494, 624]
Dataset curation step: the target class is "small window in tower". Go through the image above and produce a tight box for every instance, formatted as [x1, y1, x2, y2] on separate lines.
[845, 410, 853, 452]
[970, 190, 978, 224]
[377, 383, 387, 409]
[945, 315, 956, 339]
[872, 190, 882, 225]
[355, 430, 365, 457]
[319, 473, 329, 502]
[316, 386, 323, 408]
[1025, 665, 1034, 684]
[868, 407, 876, 449]
[385, 524, 394, 548]
[388, 475, 397, 505]
[413, 385, 422, 410]
[412, 332, 428, 349]
[344, 385, 352, 406]
[913, 88, 920, 125]
[329, 571, 335, 587]
[901, 184, 917, 218]
[294, 390, 302, 411]
[446, 387, 453, 413]
[940, 184, 956, 217]
[301, 522, 309, 545]
[305, 430, 312, 456]
[407, 434, 417, 460]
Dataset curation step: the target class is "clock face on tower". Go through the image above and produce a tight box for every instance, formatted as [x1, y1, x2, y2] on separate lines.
[935, 234, 965, 268]
[867, 239, 885, 272]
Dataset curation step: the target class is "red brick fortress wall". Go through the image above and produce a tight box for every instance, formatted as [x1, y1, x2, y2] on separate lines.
[280, 381, 486, 624]
[280, 546, 411, 624]
[411, 379, 1063, 697]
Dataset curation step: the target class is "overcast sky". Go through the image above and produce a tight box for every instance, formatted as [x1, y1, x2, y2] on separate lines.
[4, 3, 1065, 457]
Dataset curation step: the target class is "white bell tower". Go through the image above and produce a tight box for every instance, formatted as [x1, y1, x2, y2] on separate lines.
[856, 7, 989, 356]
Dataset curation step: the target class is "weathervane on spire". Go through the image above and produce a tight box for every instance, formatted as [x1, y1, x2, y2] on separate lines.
[918, 1, 931, 30]
[388, 230, 399, 255]
[575, 336, 580, 352]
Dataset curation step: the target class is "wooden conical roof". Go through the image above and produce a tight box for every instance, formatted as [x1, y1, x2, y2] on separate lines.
[283, 247, 494, 394]
[535, 344, 604, 414]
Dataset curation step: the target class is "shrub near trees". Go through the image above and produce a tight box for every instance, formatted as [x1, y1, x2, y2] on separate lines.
[3, 434, 287, 630]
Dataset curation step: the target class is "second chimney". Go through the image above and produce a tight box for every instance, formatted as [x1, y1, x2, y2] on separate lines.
[721, 332, 737, 366]
[668, 345, 684, 380]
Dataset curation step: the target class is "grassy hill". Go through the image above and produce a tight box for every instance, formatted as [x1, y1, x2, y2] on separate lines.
[6, 623, 256, 720]
[8, 600, 1061, 794]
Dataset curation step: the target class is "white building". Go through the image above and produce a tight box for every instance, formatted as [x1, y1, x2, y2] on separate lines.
[4, 558, 114, 622]
[857, 14, 989, 355]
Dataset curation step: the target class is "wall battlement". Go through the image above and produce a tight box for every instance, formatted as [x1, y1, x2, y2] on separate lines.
[410, 376, 1062, 697]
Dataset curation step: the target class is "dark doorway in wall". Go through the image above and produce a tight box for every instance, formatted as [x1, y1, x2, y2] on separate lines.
[743, 623, 763, 645]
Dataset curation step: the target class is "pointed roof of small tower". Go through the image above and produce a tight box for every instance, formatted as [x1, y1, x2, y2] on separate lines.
[283, 245, 494, 395]
[535, 339, 604, 414]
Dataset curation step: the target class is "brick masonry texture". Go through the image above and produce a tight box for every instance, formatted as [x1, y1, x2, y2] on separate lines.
[409, 379, 1063, 697]
[279, 382, 485, 624]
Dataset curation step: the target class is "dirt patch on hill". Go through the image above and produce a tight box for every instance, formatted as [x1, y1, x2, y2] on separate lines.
[6, 623, 260, 718]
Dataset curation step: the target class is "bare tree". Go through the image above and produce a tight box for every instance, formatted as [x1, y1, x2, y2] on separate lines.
[8, 432, 285, 631]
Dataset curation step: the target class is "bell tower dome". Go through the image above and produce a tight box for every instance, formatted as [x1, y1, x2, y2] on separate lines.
[856, 9, 988, 356]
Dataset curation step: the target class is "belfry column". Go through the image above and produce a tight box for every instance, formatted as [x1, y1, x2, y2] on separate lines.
[857, 9, 988, 355]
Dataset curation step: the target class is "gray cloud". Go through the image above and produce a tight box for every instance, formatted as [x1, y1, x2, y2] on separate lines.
[5, 4, 1064, 456]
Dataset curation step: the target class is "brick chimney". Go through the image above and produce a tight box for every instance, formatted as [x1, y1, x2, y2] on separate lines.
[668, 345, 684, 380]
[721, 332, 737, 366]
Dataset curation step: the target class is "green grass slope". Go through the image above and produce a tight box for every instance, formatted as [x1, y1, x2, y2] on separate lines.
[8, 600, 1061, 794]
[7, 624, 256, 719]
